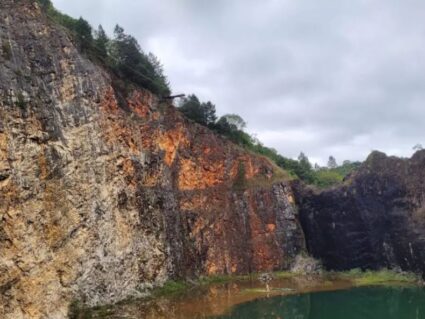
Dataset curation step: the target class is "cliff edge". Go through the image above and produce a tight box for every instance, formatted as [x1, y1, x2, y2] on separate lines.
[0, 2, 305, 318]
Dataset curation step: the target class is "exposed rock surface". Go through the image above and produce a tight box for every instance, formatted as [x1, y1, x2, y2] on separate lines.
[294, 151, 425, 276]
[4, 1, 425, 318]
[0, 2, 305, 318]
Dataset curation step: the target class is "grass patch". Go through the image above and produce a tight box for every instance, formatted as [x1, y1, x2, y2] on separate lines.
[274, 271, 294, 279]
[245, 164, 292, 190]
[334, 268, 419, 286]
[150, 274, 263, 298]
[198, 274, 254, 285]
[152, 280, 190, 297]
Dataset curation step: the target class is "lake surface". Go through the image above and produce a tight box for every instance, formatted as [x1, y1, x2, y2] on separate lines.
[79, 278, 423, 319]
[212, 286, 425, 319]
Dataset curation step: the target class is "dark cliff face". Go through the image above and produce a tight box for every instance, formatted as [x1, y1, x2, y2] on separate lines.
[0, 2, 305, 318]
[294, 151, 425, 275]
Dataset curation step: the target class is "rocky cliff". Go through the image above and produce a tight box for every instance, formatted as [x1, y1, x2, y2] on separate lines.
[3, 1, 425, 318]
[0, 2, 305, 318]
[294, 151, 425, 276]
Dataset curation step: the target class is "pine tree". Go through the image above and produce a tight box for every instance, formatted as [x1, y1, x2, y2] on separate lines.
[327, 156, 337, 169]
[94, 25, 109, 59]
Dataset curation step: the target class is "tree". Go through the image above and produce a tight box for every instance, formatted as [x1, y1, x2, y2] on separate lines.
[113, 24, 126, 41]
[94, 25, 109, 59]
[327, 156, 337, 169]
[179, 94, 203, 123]
[110, 25, 170, 95]
[213, 114, 255, 147]
[215, 116, 233, 134]
[112, 24, 142, 67]
[215, 113, 246, 135]
[295, 152, 314, 183]
[74, 17, 93, 52]
[37, 2, 170, 96]
[178, 94, 217, 127]
[220, 114, 246, 131]
[202, 101, 217, 126]
[147, 52, 170, 94]
[298, 152, 312, 170]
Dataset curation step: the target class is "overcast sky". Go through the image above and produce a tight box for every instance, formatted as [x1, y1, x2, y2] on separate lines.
[52, 0, 425, 165]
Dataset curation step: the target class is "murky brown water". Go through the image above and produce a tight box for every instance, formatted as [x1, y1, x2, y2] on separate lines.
[88, 276, 355, 318]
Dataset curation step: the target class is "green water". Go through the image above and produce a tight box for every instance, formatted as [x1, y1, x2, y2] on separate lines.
[212, 286, 425, 319]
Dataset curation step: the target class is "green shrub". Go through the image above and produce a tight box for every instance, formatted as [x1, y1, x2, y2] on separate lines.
[313, 169, 343, 188]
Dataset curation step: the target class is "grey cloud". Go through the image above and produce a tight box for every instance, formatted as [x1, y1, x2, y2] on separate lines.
[52, 0, 425, 164]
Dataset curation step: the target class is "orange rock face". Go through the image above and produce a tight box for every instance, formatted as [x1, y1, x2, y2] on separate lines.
[0, 2, 305, 318]
[95, 86, 307, 277]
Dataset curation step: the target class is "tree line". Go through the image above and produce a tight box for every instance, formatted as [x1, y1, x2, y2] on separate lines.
[37, 0, 361, 188]
[178, 95, 361, 187]
[37, 0, 170, 96]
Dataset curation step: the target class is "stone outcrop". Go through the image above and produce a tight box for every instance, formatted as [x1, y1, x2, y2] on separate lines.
[294, 151, 425, 276]
[0, 2, 305, 318]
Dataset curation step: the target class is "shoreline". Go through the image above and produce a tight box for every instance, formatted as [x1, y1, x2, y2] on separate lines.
[72, 269, 421, 318]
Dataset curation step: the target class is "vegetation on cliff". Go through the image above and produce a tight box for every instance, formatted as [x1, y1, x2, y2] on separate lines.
[36, 0, 360, 188]
[36, 0, 170, 96]
[178, 94, 361, 187]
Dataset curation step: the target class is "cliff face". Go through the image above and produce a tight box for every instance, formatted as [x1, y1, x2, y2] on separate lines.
[4, 2, 425, 319]
[294, 151, 425, 276]
[0, 2, 305, 318]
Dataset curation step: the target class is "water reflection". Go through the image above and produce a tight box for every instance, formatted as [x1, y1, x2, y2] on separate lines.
[213, 287, 425, 319]
[79, 278, 424, 319]
[81, 277, 352, 318]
